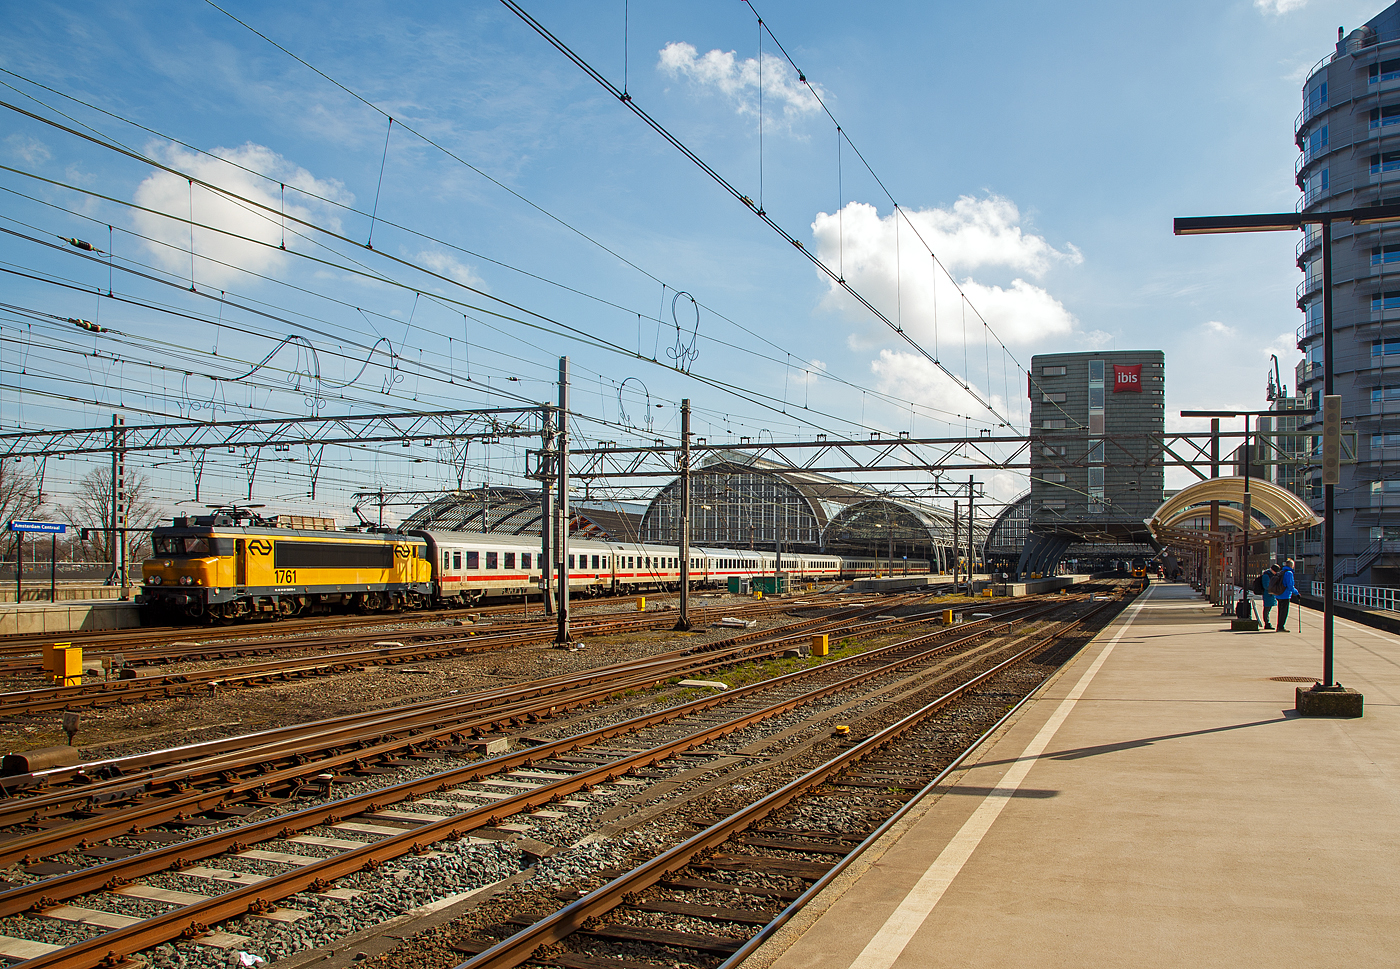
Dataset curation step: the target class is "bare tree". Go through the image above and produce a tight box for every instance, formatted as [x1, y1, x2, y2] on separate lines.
[0, 459, 42, 528]
[60, 468, 165, 566]
[0, 460, 43, 569]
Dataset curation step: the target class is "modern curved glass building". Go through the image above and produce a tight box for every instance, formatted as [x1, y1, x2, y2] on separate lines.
[1295, 4, 1400, 585]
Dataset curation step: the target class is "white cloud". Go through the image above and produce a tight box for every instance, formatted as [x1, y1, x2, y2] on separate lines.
[811, 198, 1080, 348]
[1203, 319, 1236, 337]
[658, 41, 823, 123]
[416, 250, 484, 289]
[132, 142, 351, 288]
[1255, 0, 1308, 13]
[869, 349, 1015, 422]
[4, 133, 51, 165]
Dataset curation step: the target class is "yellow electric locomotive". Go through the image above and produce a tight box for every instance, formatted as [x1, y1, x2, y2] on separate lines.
[141, 510, 431, 620]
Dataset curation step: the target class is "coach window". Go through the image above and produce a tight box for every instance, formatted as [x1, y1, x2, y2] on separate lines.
[522, 552, 532, 569]
[591, 554, 599, 569]
[569, 554, 576, 569]
[485, 552, 498, 569]
[453, 551, 462, 570]
[466, 551, 479, 569]
[504, 552, 515, 569]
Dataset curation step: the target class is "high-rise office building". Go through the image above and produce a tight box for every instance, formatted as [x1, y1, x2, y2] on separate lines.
[1017, 351, 1165, 577]
[1295, 3, 1400, 586]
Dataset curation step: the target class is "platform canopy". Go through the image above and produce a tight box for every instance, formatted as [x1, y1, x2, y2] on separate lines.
[1146, 477, 1321, 549]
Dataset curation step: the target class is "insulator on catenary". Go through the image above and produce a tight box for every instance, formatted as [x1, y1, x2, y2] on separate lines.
[69, 318, 108, 333]
[61, 237, 103, 253]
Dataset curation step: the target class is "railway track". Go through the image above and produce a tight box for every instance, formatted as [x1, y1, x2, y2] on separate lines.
[0, 590, 730, 669]
[0, 598, 1042, 831]
[0, 583, 860, 662]
[449, 605, 1117, 969]
[0, 594, 887, 718]
[0, 586, 1129, 967]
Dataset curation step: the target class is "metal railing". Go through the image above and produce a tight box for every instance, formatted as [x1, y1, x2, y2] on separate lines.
[1313, 581, 1400, 611]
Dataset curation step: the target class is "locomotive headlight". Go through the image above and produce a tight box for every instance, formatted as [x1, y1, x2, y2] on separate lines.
[180, 575, 193, 585]
[148, 575, 162, 585]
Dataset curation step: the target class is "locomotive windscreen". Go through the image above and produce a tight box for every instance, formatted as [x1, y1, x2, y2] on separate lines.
[273, 541, 395, 569]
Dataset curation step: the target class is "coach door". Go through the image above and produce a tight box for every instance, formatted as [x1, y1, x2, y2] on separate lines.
[235, 539, 247, 587]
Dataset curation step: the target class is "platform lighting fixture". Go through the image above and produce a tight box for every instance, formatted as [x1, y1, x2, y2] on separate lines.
[1175, 202, 1400, 696]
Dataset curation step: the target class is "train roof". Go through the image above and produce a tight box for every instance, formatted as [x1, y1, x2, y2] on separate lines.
[153, 521, 425, 542]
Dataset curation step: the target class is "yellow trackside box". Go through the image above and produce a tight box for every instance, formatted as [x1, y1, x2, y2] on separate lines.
[636, 596, 646, 612]
[54, 645, 82, 686]
[984, 588, 994, 598]
[811, 634, 829, 657]
[942, 609, 955, 625]
[44, 642, 71, 683]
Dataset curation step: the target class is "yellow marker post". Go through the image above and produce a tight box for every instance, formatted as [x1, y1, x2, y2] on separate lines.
[636, 596, 646, 612]
[811, 633, 829, 657]
[942, 609, 955, 625]
[754, 590, 763, 601]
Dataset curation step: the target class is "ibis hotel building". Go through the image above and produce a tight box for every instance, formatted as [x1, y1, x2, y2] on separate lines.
[1294, 3, 1400, 586]
[1018, 350, 1165, 577]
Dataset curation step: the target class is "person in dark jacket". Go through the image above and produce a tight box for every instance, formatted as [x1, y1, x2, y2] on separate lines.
[1275, 558, 1298, 632]
[1260, 563, 1281, 629]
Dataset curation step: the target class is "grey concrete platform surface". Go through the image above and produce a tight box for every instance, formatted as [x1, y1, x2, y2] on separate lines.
[750, 581, 1400, 969]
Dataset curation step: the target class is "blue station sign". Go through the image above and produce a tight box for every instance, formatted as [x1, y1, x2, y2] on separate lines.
[9, 520, 67, 534]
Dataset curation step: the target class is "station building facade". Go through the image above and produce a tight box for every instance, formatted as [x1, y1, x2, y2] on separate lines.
[1294, 3, 1400, 586]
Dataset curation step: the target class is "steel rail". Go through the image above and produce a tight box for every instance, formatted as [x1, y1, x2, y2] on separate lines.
[714, 605, 1117, 969]
[0, 602, 903, 838]
[451, 601, 1117, 969]
[0, 598, 1007, 847]
[0, 600, 1068, 942]
[0, 595, 844, 716]
[0, 588, 829, 663]
[1, 595, 1025, 803]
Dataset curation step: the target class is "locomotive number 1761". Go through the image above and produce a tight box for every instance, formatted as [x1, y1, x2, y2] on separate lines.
[275, 569, 297, 584]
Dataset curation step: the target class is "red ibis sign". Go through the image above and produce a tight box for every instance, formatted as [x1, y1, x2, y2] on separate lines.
[1113, 364, 1142, 392]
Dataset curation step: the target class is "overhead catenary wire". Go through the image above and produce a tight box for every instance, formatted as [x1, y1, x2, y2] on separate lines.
[0, 145, 994, 442]
[0, 67, 1006, 435]
[738, 0, 1080, 430]
[494, 0, 1015, 428]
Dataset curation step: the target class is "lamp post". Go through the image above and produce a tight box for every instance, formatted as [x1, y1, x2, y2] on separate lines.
[1175, 204, 1400, 700]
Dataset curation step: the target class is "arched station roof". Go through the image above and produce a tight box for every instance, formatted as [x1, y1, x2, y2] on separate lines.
[1147, 478, 1321, 548]
[823, 497, 981, 560]
[986, 491, 1031, 554]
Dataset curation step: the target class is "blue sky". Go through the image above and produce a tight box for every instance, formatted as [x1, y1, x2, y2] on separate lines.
[0, 0, 1385, 519]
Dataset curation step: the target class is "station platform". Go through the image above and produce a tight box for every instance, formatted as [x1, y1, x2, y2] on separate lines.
[0, 598, 140, 634]
[750, 581, 1400, 969]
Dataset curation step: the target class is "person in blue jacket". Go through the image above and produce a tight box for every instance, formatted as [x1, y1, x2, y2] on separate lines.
[1275, 558, 1298, 632]
[1259, 563, 1281, 629]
